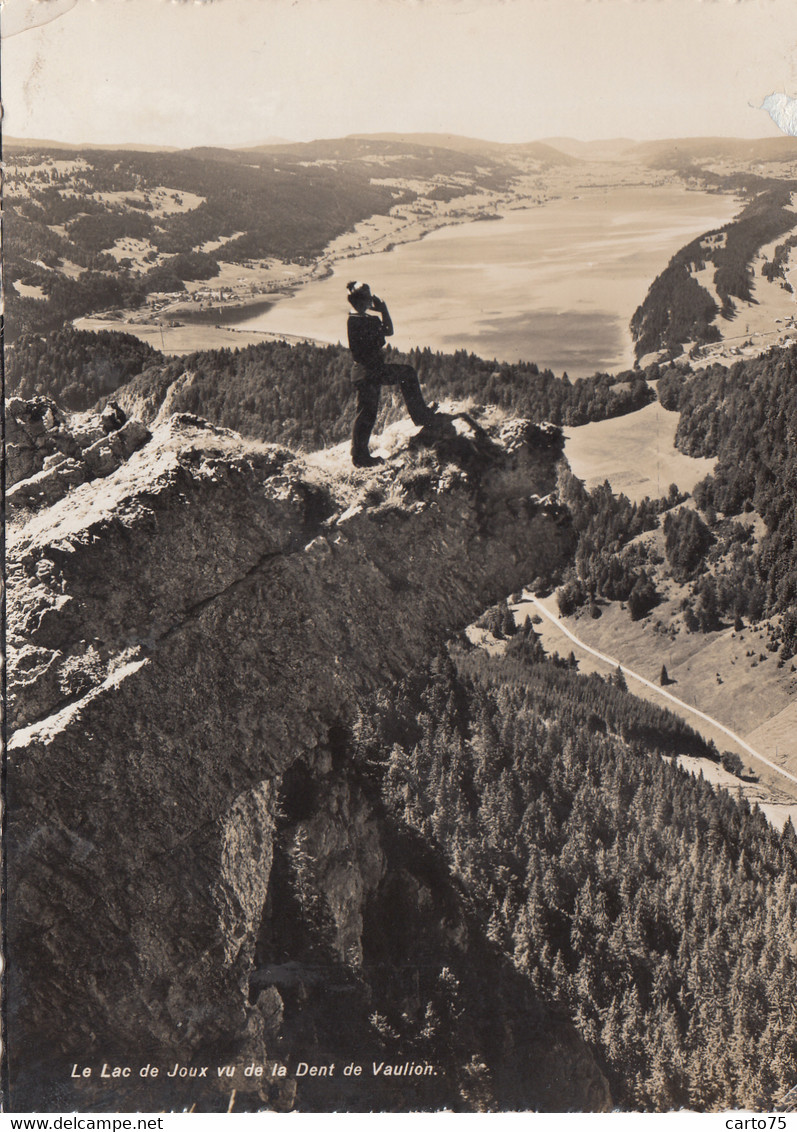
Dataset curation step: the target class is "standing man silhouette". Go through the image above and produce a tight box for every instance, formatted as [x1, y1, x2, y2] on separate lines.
[346, 281, 438, 467]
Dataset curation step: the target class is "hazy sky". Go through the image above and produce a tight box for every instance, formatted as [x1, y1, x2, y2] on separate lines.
[3, 0, 797, 147]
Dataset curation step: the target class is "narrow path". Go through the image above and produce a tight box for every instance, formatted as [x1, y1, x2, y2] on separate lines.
[528, 595, 797, 790]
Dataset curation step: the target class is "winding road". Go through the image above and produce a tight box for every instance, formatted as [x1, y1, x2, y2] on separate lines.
[527, 595, 797, 790]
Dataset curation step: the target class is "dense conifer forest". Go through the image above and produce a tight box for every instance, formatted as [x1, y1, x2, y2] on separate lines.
[631, 185, 797, 358]
[5, 328, 654, 447]
[351, 628, 797, 1110]
[3, 141, 513, 340]
[5, 328, 165, 410]
[554, 471, 668, 618]
[659, 348, 797, 654]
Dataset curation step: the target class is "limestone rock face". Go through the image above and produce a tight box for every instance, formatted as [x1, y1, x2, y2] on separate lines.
[6, 397, 150, 513]
[7, 410, 609, 1112]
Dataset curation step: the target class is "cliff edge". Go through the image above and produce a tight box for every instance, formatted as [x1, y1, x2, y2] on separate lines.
[7, 408, 609, 1111]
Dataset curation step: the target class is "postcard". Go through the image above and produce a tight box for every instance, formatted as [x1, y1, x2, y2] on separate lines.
[4, 0, 797, 1117]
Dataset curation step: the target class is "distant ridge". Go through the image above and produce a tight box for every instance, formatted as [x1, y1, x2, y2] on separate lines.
[348, 131, 577, 163]
[541, 137, 638, 161]
[630, 135, 797, 165]
[3, 136, 179, 153]
[6, 133, 792, 165]
[348, 131, 511, 155]
[235, 135, 526, 165]
[239, 136, 295, 149]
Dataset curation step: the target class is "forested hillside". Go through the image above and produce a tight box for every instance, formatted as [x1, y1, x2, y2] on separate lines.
[352, 630, 797, 1110]
[631, 185, 797, 359]
[632, 135, 797, 170]
[659, 347, 797, 654]
[4, 147, 396, 339]
[5, 328, 165, 410]
[3, 140, 516, 340]
[6, 329, 654, 450]
[554, 470, 667, 619]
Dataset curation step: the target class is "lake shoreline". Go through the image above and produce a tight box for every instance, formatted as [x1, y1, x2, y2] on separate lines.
[74, 179, 743, 366]
[225, 183, 743, 377]
[87, 179, 556, 349]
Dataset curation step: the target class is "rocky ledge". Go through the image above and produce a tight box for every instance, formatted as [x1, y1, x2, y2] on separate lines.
[7, 407, 609, 1112]
[6, 396, 151, 513]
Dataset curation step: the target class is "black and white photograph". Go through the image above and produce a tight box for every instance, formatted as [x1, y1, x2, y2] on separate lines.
[5, 0, 797, 1117]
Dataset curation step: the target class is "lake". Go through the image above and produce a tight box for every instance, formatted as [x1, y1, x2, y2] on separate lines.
[228, 186, 740, 378]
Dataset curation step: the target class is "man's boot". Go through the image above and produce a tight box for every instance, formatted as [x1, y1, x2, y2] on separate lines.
[352, 452, 385, 468]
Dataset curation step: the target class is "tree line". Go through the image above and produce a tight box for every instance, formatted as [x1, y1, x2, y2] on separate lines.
[7, 328, 655, 449]
[659, 347, 797, 656]
[4, 140, 514, 341]
[5, 328, 165, 411]
[350, 628, 797, 1110]
[631, 185, 797, 359]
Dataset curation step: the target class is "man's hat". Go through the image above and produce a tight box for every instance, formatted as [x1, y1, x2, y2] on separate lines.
[347, 280, 372, 306]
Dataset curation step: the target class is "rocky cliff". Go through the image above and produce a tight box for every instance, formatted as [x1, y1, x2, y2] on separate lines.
[7, 407, 610, 1112]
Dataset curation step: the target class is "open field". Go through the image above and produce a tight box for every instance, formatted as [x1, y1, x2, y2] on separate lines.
[551, 597, 797, 746]
[564, 396, 716, 502]
[516, 594, 797, 829]
[520, 592, 790, 738]
[72, 315, 325, 354]
[747, 702, 797, 774]
[685, 253, 797, 370]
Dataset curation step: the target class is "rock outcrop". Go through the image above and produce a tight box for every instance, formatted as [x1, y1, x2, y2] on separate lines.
[6, 396, 151, 513]
[7, 408, 609, 1111]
